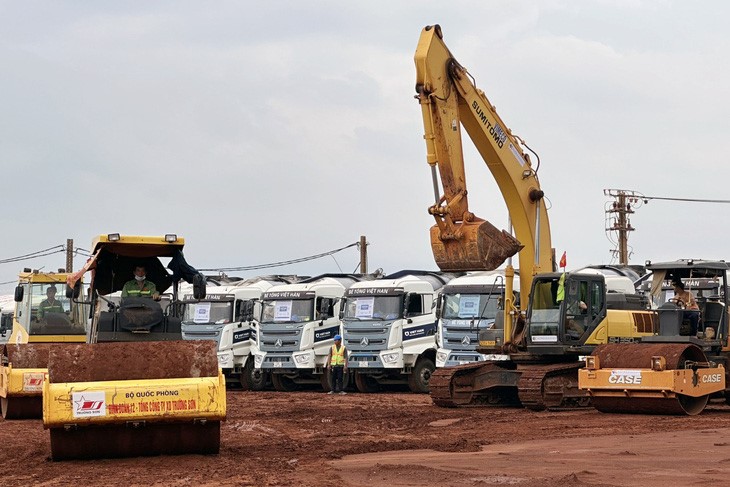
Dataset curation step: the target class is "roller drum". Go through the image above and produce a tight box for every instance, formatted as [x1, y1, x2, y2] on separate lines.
[591, 343, 711, 415]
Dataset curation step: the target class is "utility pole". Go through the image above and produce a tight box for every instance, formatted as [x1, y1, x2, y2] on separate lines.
[604, 190, 636, 265]
[66, 239, 74, 273]
[605, 189, 730, 264]
[359, 235, 368, 274]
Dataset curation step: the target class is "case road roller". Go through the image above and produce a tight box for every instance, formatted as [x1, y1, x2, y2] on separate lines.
[579, 260, 729, 415]
[43, 234, 226, 460]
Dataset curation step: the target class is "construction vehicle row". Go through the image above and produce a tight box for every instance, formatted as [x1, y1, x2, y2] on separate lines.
[180, 268, 510, 394]
[2, 25, 729, 472]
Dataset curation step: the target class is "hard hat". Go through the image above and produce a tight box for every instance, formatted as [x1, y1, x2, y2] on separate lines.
[334, 334, 342, 341]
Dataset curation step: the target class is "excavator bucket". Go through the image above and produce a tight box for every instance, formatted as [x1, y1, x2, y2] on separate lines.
[0, 344, 54, 419]
[430, 220, 523, 272]
[579, 343, 725, 415]
[43, 340, 226, 460]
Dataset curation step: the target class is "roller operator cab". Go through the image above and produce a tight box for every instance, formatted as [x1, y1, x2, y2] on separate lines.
[435, 271, 517, 367]
[253, 274, 372, 392]
[82, 234, 206, 343]
[580, 259, 730, 415]
[343, 270, 458, 393]
[42, 234, 226, 461]
[1, 271, 88, 419]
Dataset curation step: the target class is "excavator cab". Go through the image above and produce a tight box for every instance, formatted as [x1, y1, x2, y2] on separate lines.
[525, 273, 606, 354]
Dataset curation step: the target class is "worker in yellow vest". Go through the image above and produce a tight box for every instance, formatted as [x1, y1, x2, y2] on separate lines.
[325, 334, 348, 395]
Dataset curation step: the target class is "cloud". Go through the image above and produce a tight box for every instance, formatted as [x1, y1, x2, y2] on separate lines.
[2, 1, 730, 294]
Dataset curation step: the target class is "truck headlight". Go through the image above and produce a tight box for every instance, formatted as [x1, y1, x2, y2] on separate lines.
[436, 351, 448, 363]
[294, 354, 310, 366]
[254, 354, 264, 368]
[382, 353, 399, 364]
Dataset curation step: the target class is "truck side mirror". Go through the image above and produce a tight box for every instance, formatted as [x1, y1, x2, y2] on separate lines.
[0, 314, 10, 335]
[193, 274, 206, 300]
[318, 298, 331, 319]
[242, 300, 255, 322]
[435, 295, 443, 319]
[14, 285, 23, 302]
[403, 293, 412, 318]
[338, 297, 346, 319]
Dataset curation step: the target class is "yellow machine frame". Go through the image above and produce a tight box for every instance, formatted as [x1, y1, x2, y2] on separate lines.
[43, 371, 226, 427]
[579, 356, 725, 400]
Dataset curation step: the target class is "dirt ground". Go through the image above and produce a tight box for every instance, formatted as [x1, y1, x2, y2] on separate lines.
[3, 390, 730, 486]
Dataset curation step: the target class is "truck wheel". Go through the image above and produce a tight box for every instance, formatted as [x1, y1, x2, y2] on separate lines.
[354, 372, 381, 393]
[321, 369, 332, 392]
[271, 374, 298, 392]
[240, 359, 267, 391]
[408, 357, 435, 393]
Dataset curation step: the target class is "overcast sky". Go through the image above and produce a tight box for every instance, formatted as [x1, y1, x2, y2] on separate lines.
[1, 1, 729, 295]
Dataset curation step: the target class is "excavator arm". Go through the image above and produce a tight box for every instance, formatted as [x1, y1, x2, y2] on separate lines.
[415, 24, 553, 306]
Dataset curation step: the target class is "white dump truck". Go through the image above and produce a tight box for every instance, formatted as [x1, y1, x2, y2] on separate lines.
[253, 274, 370, 391]
[181, 276, 299, 389]
[435, 271, 514, 367]
[342, 270, 456, 393]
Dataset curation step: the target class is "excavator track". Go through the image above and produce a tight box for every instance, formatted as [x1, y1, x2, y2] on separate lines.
[590, 343, 710, 415]
[430, 363, 486, 407]
[430, 361, 590, 410]
[517, 362, 589, 411]
[430, 362, 521, 408]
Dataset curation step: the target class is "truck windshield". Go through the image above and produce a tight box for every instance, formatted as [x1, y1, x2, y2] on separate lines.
[344, 296, 402, 320]
[442, 293, 499, 320]
[260, 299, 313, 324]
[182, 301, 234, 324]
[28, 283, 86, 335]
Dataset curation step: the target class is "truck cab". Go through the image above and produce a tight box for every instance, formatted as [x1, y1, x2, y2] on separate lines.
[183, 276, 301, 389]
[343, 270, 456, 393]
[435, 271, 515, 367]
[253, 274, 368, 391]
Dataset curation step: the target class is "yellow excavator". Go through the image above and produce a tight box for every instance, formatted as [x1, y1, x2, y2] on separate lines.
[42, 234, 226, 460]
[0, 270, 87, 419]
[415, 25, 724, 413]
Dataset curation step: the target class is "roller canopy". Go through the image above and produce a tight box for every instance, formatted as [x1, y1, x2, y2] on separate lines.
[92, 249, 201, 296]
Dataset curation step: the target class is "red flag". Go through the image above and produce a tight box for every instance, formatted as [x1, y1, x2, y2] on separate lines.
[559, 251, 567, 269]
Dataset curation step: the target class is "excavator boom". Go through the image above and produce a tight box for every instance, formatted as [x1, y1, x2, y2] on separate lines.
[415, 24, 552, 294]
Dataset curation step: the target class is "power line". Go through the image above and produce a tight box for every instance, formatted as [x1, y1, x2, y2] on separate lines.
[199, 242, 359, 272]
[0, 245, 65, 265]
[603, 188, 730, 264]
[642, 195, 730, 204]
